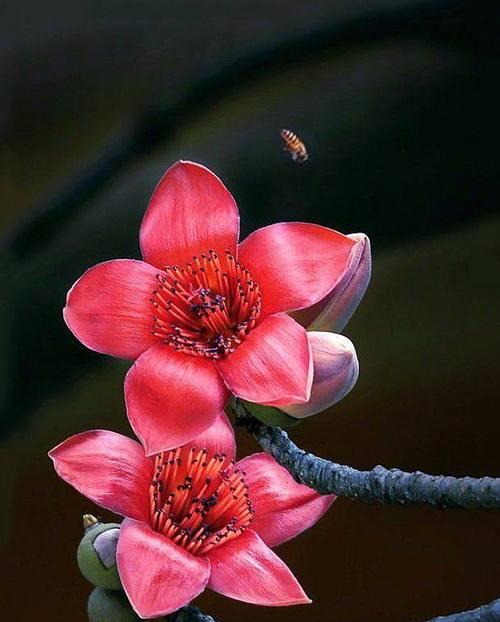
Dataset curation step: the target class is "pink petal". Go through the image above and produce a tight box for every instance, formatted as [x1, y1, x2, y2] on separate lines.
[63, 259, 160, 360]
[216, 314, 312, 407]
[140, 161, 240, 269]
[207, 529, 310, 606]
[238, 223, 356, 317]
[237, 453, 334, 547]
[117, 519, 210, 618]
[282, 331, 359, 418]
[49, 431, 152, 522]
[292, 233, 372, 331]
[125, 343, 230, 455]
[188, 411, 236, 462]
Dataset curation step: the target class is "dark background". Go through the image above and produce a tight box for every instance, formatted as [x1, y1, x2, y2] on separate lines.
[1, 1, 499, 620]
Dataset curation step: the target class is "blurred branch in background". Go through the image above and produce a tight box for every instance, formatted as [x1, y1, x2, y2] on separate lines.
[4, 0, 493, 441]
[235, 401, 500, 508]
[2, 0, 461, 261]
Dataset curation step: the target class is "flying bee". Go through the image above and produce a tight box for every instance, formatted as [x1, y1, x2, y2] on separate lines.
[280, 128, 308, 163]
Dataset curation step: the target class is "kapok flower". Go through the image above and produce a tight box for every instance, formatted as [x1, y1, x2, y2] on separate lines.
[64, 160, 361, 454]
[49, 415, 334, 619]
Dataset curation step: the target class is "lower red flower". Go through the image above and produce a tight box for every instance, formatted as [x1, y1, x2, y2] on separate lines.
[49, 415, 334, 619]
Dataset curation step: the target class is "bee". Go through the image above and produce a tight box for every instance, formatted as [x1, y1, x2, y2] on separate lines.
[280, 128, 308, 163]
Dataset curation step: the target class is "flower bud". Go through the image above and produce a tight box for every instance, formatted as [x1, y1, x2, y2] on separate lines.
[292, 233, 371, 332]
[88, 587, 144, 622]
[281, 331, 359, 419]
[77, 515, 121, 590]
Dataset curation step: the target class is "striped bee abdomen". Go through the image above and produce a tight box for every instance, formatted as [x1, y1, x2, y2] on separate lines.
[280, 128, 308, 163]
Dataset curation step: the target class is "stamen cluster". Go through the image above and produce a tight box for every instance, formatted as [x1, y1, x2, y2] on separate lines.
[148, 447, 254, 556]
[151, 250, 262, 358]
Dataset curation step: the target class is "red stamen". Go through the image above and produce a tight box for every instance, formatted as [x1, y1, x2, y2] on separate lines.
[148, 446, 254, 556]
[150, 250, 262, 359]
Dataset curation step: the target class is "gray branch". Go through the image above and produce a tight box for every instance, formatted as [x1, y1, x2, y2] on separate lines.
[172, 599, 500, 622]
[423, 597, 500, 622]
[168, 606, 218, 622]
[234, 400, 500, 509]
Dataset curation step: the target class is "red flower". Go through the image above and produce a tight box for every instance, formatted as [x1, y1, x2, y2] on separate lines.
[64, 161, 358, 454]
[49, 415, 334, 618]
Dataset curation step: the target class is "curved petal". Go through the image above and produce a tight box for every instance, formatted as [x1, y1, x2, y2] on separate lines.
[140, 161, 240, 269]
[282, 331, 359, 418]
[125, 343, 230, 455]
[63, 259, 160, 360]
[292, 233, 372, 332]
[206, 529, 310, 606]
[49, 431, 152, 522]
[117, 519, 210, 618]
[216, 314, 312, 407]
[238, 223, 356, 317]
[187, 411, 236, 462]
[237, 453, 334, 547]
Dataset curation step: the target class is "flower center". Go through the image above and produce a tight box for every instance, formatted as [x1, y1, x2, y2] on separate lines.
[148, 447, 254, 556]
[151, 250, 262, 359]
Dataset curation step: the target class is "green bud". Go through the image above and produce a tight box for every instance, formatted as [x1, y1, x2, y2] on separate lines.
[242, 400, 301, 428]
[78, 515, 121, 590]
[88, 587, 144, 622]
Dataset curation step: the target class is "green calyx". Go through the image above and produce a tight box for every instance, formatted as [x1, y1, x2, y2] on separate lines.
[78, 518, 122, 590]
[242, 401, 301, 428]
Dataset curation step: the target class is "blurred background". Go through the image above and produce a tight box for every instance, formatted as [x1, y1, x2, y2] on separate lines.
[1, 0, 499, 620]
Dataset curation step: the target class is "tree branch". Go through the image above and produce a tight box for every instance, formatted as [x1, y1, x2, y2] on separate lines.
[162, 597, 500, 622]
[234, 400, 500, 509]
[168, 606, 218, 622]
[171, 599, 500, 622]
[423, 597, 500, 621]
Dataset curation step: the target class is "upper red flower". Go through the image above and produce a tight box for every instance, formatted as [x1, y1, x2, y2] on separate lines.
[49, 415, 334, 618]
[64, 161, 357, 454]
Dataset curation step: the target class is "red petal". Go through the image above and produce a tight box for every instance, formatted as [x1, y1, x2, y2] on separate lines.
[207, 529, 310, 606]
[140, 161, 240, 269]
[63, 259, 159, 360]
[49, 431, 152, 522]
[125, 343, 230, 455]
[238, 223, 356, 317]
[292, 233, 371, 331]
[117, 519, 210, 618]
[216, 314, 312, 406]
[187, 411, 236, 462]
[237, 453, 335, 547]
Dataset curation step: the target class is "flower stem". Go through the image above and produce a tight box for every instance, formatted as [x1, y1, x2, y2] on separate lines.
[234, 400, 500, 509]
